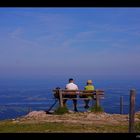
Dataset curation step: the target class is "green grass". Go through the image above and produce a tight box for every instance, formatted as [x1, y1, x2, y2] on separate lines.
[0, 120, 129, 133]
[89, 104, 104, 112]
[135, 122, 140, 133]
[54, 106, 69, 115]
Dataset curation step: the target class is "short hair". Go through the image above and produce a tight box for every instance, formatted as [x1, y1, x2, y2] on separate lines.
[69, 78, 74, 82]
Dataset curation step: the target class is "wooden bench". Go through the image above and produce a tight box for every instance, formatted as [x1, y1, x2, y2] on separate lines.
[53, 89, 104, 108]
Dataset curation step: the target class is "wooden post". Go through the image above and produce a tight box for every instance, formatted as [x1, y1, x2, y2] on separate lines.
[120, 96, 123, 114]
[129, 89, 136, 133]
[59, 90, 63, 107]
[96, 90, 99, 107]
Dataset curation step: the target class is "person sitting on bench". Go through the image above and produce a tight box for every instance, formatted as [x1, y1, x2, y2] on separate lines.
[63, 78, 79, 112]
[84, 80, 95, 109]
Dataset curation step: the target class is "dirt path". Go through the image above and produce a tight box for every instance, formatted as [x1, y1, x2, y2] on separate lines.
[14, 110, 140, 126]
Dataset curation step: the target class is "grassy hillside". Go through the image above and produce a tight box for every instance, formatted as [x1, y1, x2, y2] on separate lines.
[0, 120, 129, 133]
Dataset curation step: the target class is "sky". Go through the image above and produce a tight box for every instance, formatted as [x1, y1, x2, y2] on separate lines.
[0, 8, 140, 80]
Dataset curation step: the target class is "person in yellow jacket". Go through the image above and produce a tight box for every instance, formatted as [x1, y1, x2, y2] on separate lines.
[84, 80, 95, 109]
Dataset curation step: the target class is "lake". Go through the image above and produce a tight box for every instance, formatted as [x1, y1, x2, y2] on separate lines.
[0, 78, 140, 120]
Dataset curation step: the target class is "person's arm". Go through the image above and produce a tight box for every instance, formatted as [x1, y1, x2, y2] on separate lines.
[84, 86, 87, 90]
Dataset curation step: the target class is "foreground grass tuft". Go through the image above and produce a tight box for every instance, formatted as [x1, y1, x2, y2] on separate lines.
[90, 104, 104, 112]
[54, 106, 69, 115]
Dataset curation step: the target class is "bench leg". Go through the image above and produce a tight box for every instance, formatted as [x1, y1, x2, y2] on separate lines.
[59, 90, 64, 107]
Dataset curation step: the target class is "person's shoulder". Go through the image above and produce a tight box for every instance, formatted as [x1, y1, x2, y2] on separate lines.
[72, 83, 78, 87]
[74, 83, 78, 86]
[75, 84, 79, 89]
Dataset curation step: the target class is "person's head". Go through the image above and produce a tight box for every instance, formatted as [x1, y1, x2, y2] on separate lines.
[69, 78, 74, 83]
[87, 80, 93, 85]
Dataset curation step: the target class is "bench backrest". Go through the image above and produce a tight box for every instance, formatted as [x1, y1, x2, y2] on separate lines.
[53, 89, 104, 98]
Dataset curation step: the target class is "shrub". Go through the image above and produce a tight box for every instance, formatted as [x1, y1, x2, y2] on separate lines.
[54, 106, 69, 115]
[90, 104, 104, 112]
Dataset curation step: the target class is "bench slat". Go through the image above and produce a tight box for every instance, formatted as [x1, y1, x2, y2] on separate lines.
[62, 98, 94, 100]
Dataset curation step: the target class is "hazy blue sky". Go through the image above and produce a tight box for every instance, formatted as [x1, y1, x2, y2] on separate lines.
[0, 8, 140, 80]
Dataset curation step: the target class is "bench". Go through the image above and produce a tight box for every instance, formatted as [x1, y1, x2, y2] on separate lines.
[53, 89, 104, 108]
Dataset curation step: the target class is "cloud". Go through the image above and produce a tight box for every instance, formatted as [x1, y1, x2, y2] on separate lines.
[37, 13, 76, 33]
[74, 31, 96, 41]
[9, 27, 24, 39]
